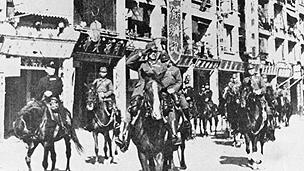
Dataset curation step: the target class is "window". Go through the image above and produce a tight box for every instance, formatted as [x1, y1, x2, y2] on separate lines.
[126, 2, 155, 38]
[225, 24, 233, 52]
[251, 33, 255, 39]
[252, 47, 256, 57]
[251, 19, 255, 26]
[74, 0, 116, 31]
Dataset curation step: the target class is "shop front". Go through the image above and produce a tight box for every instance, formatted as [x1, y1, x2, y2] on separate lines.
[0, 35, 76, 138]
[72, 33, 127, 127]
[218, 60, 245, 98]
[177, 55, 220, 102]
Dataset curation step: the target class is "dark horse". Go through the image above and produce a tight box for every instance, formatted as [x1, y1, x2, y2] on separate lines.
[13, 99, 83, 171]
[85, 83, 119, 163]
[275, 94, 292, 127]
[128, 80, 188, 171]
[239, 85, 275, 169]
[220, 87, 242, 146]
[196, 95, 219, 136]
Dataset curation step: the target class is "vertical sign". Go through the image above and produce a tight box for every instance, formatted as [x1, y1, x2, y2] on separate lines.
[167, 0, 183, 63]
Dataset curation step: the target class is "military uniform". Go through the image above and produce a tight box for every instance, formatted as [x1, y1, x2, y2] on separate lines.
[35, 75, 63, 100]
[93, 77, 114, 101]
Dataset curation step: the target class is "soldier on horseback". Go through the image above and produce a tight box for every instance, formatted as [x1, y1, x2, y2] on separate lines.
[35, 60, 68, 133]
[116, 41, 167, 149]
[84, 66, 117, 132]
[159, 51, 191, 144]
[242, 64, 267, 120]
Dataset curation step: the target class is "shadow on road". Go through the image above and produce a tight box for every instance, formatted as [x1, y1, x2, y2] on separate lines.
[219, 156, 253, 169]
[213, 140, 234, 146]
[85, 155, 107, 164]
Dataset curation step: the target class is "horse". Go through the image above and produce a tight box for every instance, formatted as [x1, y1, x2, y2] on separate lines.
[221, 87, 242, 146]
[196, 94, 219, 137]
[84, 83, 120, 163]
[182, 86, 198, 138]
[239, 85, 275, 169]
[13, 99, 83, 171]
[128, 80, 188, 171]
[264, 86, 276, 141]
[275, 95, 292, 127]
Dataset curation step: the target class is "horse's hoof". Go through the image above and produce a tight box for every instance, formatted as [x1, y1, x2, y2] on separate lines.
[114, 151, 118, 155]
[180, 163, 187, 170]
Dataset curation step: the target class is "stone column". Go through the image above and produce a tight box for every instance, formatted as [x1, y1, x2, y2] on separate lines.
[61, 58, 75, 116]
[0, 0, 6, 22]
[116, 0, 126, 38]
[210, 68, 219, 105]
[0, 71, 5, 141]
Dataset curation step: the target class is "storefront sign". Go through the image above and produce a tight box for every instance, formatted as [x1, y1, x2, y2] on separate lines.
[73, 33, 127, 57]
[277, 68, 292, 77]
[293, 64, 302, 79]
[4, 57, 21, 77]
[0, 35, 76, 58]
[167, 0, 182, 63]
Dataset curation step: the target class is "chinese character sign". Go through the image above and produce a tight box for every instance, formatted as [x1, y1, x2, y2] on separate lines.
[167, 0, 182, 63]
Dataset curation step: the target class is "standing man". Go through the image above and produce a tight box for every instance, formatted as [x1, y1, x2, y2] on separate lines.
[84, 66, 115, 132]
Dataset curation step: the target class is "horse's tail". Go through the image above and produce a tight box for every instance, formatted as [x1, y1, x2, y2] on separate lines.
[70, 127, 84, 154]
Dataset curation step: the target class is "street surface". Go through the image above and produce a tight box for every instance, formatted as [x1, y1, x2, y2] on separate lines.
[1, 115, 304, 171]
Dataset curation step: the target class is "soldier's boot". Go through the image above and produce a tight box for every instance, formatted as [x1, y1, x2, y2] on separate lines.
[165, 120, 182, 146]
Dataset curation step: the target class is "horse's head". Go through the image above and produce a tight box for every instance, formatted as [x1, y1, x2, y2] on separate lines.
[240, 85, 253, 108]
[85, 83, 98, 111]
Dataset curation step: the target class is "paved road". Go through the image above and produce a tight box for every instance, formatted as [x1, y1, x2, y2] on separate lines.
[1, 115, 304, 171]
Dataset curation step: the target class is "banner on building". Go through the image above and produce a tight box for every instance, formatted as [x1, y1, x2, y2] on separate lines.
[114, 56, 126, 113]
[167, 0, 182, 63]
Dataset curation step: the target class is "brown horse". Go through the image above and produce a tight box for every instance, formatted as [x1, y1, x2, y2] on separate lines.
[239, 85, 275, 169]
[13, 99, 83, 171]
[85, 83, 119, 164]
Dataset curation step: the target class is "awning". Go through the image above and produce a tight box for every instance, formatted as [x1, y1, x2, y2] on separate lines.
[261, 65, 277, 76]
[194, 58, 220, 70]
[13, 0, 71, 19]
[177, 55, 194, 67]
[277, 62, 292, 78]
[73, 33, 128, 62]
[177, 56, 219, 70]
[0, 35, 76, 58]
[219, 60, 244, 72]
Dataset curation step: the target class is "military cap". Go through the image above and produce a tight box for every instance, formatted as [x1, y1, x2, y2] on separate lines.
[145, 42, 157, 51]
[99, 67, 108, 73]
[46, 60, 57, 69]
[160, 51, 170, 62]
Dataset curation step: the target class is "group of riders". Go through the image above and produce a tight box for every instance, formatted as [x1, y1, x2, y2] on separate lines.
[21, 40, 291, 155]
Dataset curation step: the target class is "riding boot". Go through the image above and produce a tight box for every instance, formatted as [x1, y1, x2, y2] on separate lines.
[182, 108, 192, 139]
[166, 121, 182, 145]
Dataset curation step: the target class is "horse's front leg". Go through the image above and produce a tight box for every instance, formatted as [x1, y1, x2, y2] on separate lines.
[244, 134, 252, 163]
[25, 141, 39, 171]
[93, 132, 99, 163]
[180, 141, 187, 170]
[138, 150, 150, 171]
[49, 143, 56, 171]
[42, 142, 51, 171]
[154, 152, 164, 171]
[103, 133, 108, 160]
[105, 131, 113, 163]
[64, 137, 71, 171]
